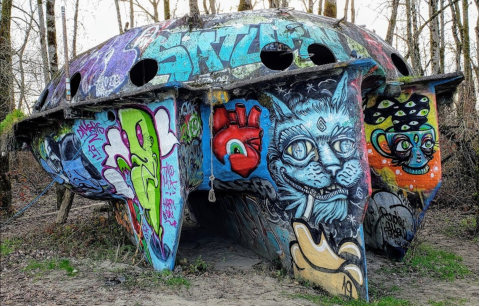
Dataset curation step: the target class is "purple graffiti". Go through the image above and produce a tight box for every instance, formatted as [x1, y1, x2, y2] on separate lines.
[77, 120, 105, 143]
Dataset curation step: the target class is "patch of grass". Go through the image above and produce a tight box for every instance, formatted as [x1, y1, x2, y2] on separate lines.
[445, 216, 477, 238]
[187, 255, 211, 275]
[382, 243, 470, 281]
[0, 109, 25, 135]
[428, 297, 468, 305]
[124, 269, 190, 289]
[288, 293, 411, 306]
[24, 258, 78, 277]
[24, 214, 141, 265]
[0, 238, 22, 256]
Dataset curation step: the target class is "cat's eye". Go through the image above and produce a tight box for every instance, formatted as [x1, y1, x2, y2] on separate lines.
[375, 117, 385, 124]
[405, 101, 416, 107]
[378, 100, 394, 109]
[226, 139, 247, 156]
[396, 140, 412, 152]
[418, 109, 429, 116]
[395, 110, 406, 116]
[332, 138, 356, 158]
[285, 140, 315, 160]
[421, 135, 435, 152]
[420, 97, 429, 102]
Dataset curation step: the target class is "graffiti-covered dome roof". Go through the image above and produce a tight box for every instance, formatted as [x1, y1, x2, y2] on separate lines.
[32, 8, 411, 114]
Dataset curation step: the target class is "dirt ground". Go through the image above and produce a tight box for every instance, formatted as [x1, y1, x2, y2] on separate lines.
[1, 158, 479, 305]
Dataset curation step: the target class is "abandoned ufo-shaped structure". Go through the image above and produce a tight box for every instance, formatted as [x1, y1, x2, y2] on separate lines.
[15, 8, 463, 300]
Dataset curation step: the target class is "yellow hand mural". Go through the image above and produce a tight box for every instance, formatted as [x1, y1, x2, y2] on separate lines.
[291, 220, 364, 299]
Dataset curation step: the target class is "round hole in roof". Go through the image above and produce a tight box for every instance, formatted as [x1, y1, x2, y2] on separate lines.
[130, 58, 158, 87]
[308, 44, 336, 66]
[70, 72, 81, 98]
[391, 53, 410, 76]
[260, 42, 293, 71]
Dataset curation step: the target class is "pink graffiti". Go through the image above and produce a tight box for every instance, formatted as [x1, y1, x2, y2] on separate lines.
[162, 162, 177, 195]
[162, 198, 177, 227]
[88, 145, 103, 161]
[77, 120, 105, 143]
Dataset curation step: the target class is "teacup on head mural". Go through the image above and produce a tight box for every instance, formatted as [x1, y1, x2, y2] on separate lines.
[371, 124, 436, 175]
[365, 93, 436, 175]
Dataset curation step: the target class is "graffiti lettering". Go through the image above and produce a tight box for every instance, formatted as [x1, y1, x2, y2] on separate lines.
[162, 162, 177, 194]
[162, 198, 177, 227]
[179, 140, 203, 191]
[180, 112, 202, 143]
[342, 276, 353, 298]
[77, 120, 105, 143]
[380, 207, 406, 240]
[143, 23, 347, 83]
[88, 144, 103, 161]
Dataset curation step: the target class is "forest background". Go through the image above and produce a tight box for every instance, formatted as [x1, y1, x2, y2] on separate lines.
[0, 0, 478, 231]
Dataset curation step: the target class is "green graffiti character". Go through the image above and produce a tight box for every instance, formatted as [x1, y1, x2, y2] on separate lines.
[118, 108, 163, 239]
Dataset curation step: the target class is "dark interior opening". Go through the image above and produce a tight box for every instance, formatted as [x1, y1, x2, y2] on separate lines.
[260, 42, 293, 71]
[107, 111, 116, 122]
[308, 44, 336, 66]
[70, 72, 81, 98]
[129, 58, 158, 87]
[391, 53, 410, 76]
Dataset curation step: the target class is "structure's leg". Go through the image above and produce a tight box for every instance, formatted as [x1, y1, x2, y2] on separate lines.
[363, 79, 456, 260]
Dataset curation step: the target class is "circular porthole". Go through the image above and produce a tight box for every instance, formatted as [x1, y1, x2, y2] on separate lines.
[107, 111, 116, 122]
[260, 42, 293, 71]
[70, 72, 81, 98]
[129, 58, 158, 87]
[391, 53, 410, 76]
[307, 44, 336, 66]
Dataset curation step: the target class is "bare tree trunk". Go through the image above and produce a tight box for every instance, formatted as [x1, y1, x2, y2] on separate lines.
[439, 0, 445, 73]
[72, 0, 80, 57]
[238, 0, 253, 11]
[318, 0, 323, 15]
[55, 188, 75, 224]
[324, 0, 337, 18]
[189, 0, 200, 16]
[269, 0, 279, 8]
[450, 0, 462, 71]
[385, 0, 399, 45]
[309, 0, 313, 12]
[203, 0, 209, 14]
[17, 3, 34, 110]
[164, 0, 171, 19]
[37, 0, 49, 84]
[406, 0, 423, 75]
[114, 0, 123, 34]
[153, 0, 159, 21]
[0, 0, 13, 215]
[210, 0, 216, 14]
[280, 0, 288, 7]
[429, 0, 440, 74]
[46, 0, 58, 77]
[129, 0, 134, 28]
[344, 0, 349, 21]
[351, 0, 355, 22]
[461, 0, 475, 112]
[474, 0, 479, 82]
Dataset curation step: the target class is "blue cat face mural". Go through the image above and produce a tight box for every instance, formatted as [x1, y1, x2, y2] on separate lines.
[267, 72, 364, 225]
